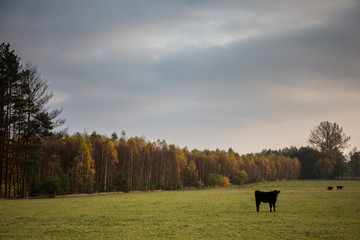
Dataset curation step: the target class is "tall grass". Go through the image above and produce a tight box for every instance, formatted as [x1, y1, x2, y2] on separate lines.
[1, 180, 359, 239]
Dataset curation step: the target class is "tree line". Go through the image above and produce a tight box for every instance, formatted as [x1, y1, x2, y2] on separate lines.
[0, 43, 301, 199]
[262, 121, 360, 180]
[290, 146, 360, 180]
[2, 43, 359, 199]
[11, 130, 302, 198]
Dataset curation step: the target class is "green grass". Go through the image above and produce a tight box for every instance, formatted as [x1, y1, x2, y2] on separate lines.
[1, 180, 360, 239]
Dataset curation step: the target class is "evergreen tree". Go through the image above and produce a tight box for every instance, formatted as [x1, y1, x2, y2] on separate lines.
[0, 43, 64, 198]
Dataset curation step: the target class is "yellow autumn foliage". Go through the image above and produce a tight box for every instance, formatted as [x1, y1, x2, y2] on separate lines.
[222, 176, 231, 186]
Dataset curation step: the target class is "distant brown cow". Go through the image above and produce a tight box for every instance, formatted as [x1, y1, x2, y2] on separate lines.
[327, 186, 333, 190]
[337, 186, 343, 190]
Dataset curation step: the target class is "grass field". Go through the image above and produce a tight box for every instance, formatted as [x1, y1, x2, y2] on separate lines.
[1, 180, 360, 239]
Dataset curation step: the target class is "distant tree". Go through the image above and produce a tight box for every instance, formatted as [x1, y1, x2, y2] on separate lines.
[115, 171, 130, 192]
[313, 150, 335, 179]
[69, 134, 95, 193]
[91, 133, 118, 191]
[111, 132, 118, 140]
[183, 160, 199, 186]
[197, 179, 204, 188]
[222, 176, 231, 186]
[334, 150, 346, 179]
[350, 147, 360, 179]
[287, 147, 321, 179]
[0, 42, 21, 198]
[308, 121, 350, 179]
[208, 173, 222, 186]
[57, 168, 71, 195]
[235, 170, 248, 185]
[308, 121, 350, 153]
[103, 138, 118, 191]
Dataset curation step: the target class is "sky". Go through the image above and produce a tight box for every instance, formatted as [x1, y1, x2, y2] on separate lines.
[1, 0, 360, 154]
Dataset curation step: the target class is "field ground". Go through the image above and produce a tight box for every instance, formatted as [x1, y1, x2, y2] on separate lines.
[1, 180, 360, 239]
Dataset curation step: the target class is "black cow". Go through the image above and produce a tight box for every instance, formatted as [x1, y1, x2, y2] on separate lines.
[255, 190, 280, 212]
[337, 186, 343, 190]
[327, 186, 333, 191]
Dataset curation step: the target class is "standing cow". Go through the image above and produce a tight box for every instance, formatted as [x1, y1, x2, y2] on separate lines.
[255, 190, 280, 212]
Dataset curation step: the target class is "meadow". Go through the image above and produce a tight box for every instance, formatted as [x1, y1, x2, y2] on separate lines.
[1, 180, 360, 239]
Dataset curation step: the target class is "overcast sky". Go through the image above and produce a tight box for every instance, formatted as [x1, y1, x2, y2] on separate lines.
[1, 0, 360, 154]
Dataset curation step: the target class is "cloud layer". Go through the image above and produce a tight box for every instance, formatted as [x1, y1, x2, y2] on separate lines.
[1, 0, 360, 153]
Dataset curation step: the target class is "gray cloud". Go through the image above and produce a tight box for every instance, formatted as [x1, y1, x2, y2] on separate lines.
[1, 0, 359, 153]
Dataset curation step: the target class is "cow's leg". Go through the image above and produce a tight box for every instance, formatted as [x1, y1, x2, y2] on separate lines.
[269, 203, 272, 212]
[273, 203, 276, 212]
[256, 203, 260, 212]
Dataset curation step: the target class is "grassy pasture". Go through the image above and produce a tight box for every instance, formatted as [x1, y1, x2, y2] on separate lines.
[1, 180, 360, 239]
